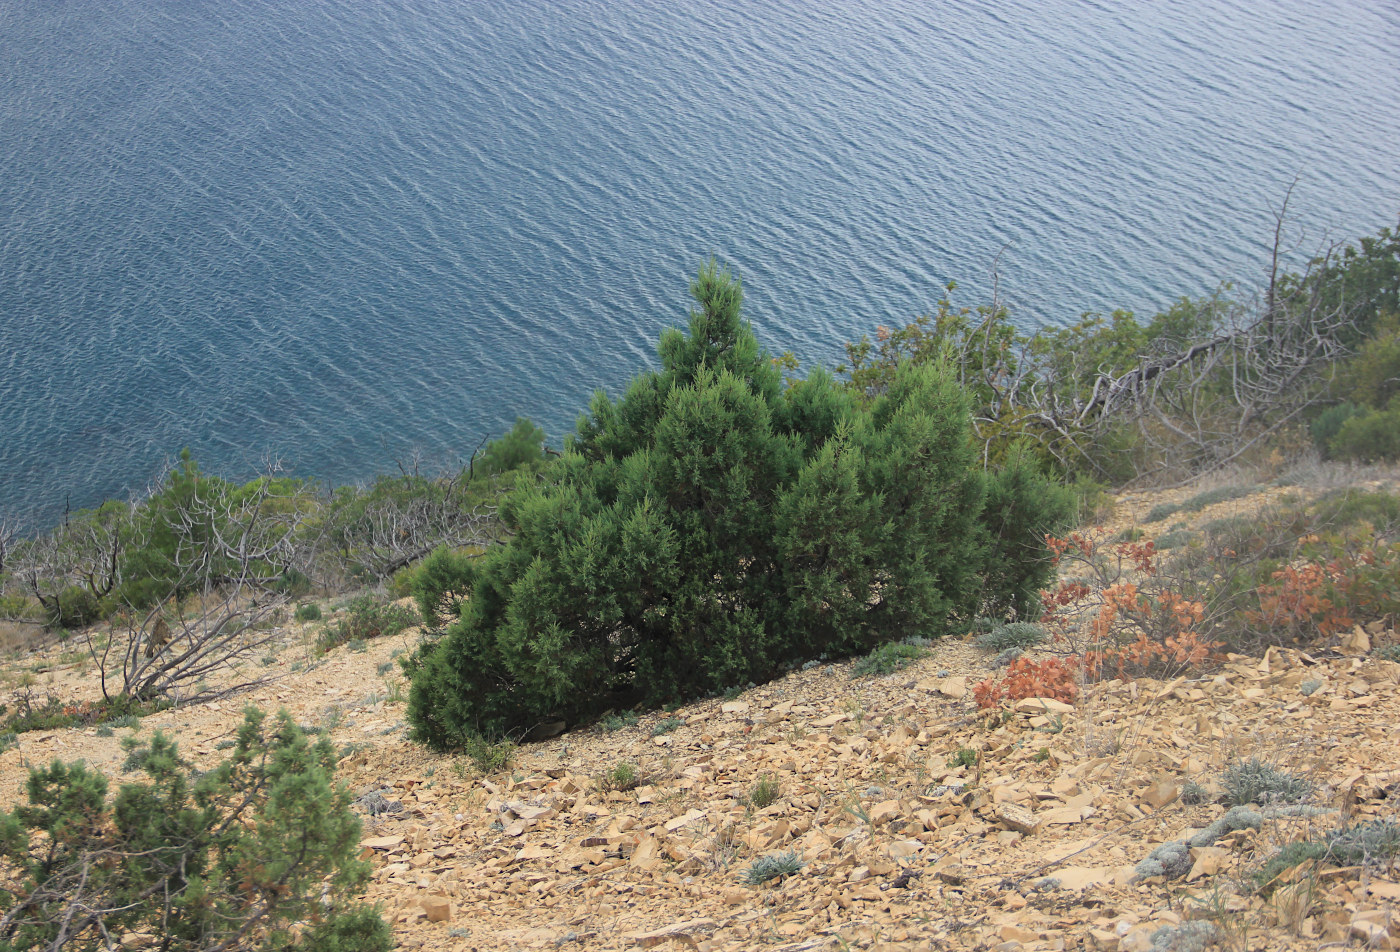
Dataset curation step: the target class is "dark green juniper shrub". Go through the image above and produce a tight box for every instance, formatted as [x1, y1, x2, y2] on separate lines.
[410, 545, 477, 629]
[0, 707, 390, 952]
[406, 263, 1073, 750]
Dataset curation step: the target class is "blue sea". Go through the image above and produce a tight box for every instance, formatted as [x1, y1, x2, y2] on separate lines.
[2, 0, 1397, 527]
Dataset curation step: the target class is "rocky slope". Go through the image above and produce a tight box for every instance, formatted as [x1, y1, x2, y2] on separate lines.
[3, 481, 1399, 952]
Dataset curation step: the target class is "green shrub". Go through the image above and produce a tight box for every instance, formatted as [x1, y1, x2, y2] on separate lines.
[1309, 489, 1400, 534]
[1340, 316, 1400, 409]
[406, 264, 1072, 750]
[1376, 645, 1400, 663]
[0, 594, 40, 622]
[477, 417, 552, 477]
[0, 692, 79, 734]
[1310, 401, 1367, 457]
[0, 733, 16, 754]
[44, 586, 105, 630]
[851, 641, 928, 678]
[741, 851, 803, 885]
[974, 622, 1046, 652]
[1219, 758, 1313, 806]
[319, 595, 416, 653]
[1179, 485, 1254, 513]
[1154, 529, 1195, 550]
[1330, 400, 1400, 462]
[1254, 840, 1326, 893]
[0, 708, 390, 952]
[294, 602, 323, 623]
[651, 717, 683, 736]
[1144, 502, 1181, 524]
[387, 564, 416, 599]
[1067, 476, 1115, 525]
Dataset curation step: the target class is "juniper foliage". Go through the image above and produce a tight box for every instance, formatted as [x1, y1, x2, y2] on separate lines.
[0, 708, 390, 952]
[406, 263, 1072, 748]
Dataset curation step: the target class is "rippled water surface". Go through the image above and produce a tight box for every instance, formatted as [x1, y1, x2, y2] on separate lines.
[3, 0, 1397, 523]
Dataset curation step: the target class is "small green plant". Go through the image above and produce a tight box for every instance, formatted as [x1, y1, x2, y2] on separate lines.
[974, 622, 1046, 652]
[652, 717, 683, 736]
[0, 732, 18, 753]
[1219, 758, 1313, 806]
[461, 734, 515, 774]
[1254, 839, 1327, 893]
[1180, 781, 1208, 805]
[946, 747, 978, 769]
[747, 775, 781, 809]
[851, 641, 928, 678]
[1376, 644, 1400, 663]
[1299, 679, 1323, 696]
[741, 850, 804, 885]
[260, 653, 279, 667]
[1034, 747, 1051, 763]
[599, 761, 640, 792]
[294, 602, 323, 623]
[601, 711, 639, 733]
[376, 661, 395, 676]
[347, 638, 368, 653]
[318, 594, 416, 653]
[95, 726, 113, 738]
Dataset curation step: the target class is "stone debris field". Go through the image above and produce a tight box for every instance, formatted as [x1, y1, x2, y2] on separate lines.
[4, 618, 1399, 952]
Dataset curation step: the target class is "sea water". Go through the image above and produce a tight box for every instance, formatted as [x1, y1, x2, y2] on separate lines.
[2, 0, 1397, 525]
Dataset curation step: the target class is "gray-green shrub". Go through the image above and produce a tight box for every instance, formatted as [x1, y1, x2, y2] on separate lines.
[974, 622, 1046, 652]
[1219, 758, 1313, 806]
[741, 850, 803, 885]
